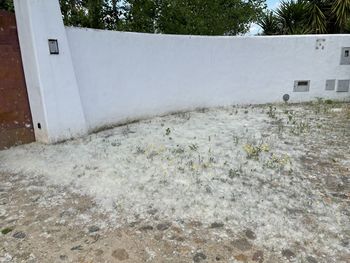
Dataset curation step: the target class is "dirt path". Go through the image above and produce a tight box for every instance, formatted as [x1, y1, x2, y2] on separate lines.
[0, 172, 277, 263]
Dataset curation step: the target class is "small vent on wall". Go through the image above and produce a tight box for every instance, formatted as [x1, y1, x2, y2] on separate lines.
[337, 80, 350, 92]
[293, 80, 310, 92]
[325, 79, 336, 91]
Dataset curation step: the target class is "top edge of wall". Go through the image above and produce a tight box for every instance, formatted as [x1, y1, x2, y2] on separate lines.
[65, 26, 350, 39]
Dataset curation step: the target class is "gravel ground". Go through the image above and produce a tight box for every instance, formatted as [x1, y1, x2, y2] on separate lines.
[0, 101, 349, 263]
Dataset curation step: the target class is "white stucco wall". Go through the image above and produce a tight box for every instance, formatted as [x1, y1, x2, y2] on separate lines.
[66, 28, 350, 131]
[14, 0, 87, 143]
[12, 0, 350, 142]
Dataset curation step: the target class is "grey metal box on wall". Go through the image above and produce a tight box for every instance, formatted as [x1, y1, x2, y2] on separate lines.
[293, 80, 310, 92]
[340, 47, 350, 65]
[325, 79, 336, 91]
[337, 80, 350, 92]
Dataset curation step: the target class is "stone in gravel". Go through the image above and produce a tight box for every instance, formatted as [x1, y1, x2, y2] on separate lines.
[341, 239, 349, 247]
[215, 255, 222, 261]
[12, 231, 26, 239]
[60, 210, 75, 218]
[193, 252, 207, 262]
[189, 221, 203, 227]
[59, 255, 68, 260]
[169, 233, 185, 242]
[128, 221, 140, 227]
[112, 248, 129, 261]
[139, 225, 153, 231]
[88, 225, 100, 233]
[95, 249, 104, 256]
[252, 250, 264, 262]
[234, 254, 248, 261]
[177, 236, 185, 242]
[71, 245, 83, 251]
[15, 251, 31, 260]
[91, 233, 101, 243]
[156, 222, 171, 231]
[154, 233, 163, 241]
[231, 238, 252, 251]
[210, 222, 224, 228]
[193, 237, 206, 244]
[244, 229, 257, 240]
[306, 256, 318, 263]
[147, 208, 158, 215]
[282, 249, 296, 260]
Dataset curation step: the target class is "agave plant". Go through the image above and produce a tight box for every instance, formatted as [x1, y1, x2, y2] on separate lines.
[258, 11, 282, 35]
[259, 0, 350, 35]
[331, 0, 350, 32]
[276, 0, 309, 34]
[345, 19, 350, 33]
[306, 0, 328, 33]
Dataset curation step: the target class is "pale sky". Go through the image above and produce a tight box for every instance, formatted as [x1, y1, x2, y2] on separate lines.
[267, 0, 281, 10]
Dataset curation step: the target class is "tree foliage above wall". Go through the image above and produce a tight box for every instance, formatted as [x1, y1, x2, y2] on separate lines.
[3, 0, 350, 35]
[57, 0, 267, 35]
[59, 0, 120, 30]
[59, 0, 267, 35]
[156, 0, 266, 35]
[1, 0, 265, 35]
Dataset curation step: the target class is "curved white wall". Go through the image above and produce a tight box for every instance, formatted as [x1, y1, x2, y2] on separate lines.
[15, 0, 350, 143]
[66, 27, 350, 131]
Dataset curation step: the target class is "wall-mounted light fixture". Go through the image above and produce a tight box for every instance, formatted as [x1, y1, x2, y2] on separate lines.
[48, 39, 59, 55]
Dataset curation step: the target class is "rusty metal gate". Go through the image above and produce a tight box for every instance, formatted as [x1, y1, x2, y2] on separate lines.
[0, 10, 35, 149]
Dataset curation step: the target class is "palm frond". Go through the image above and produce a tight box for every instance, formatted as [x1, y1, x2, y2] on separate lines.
[331, 0, 350, 29]
[258, 11, 281, 35]
[306, 1, 327, 33]
[276, 0, 308, 34]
